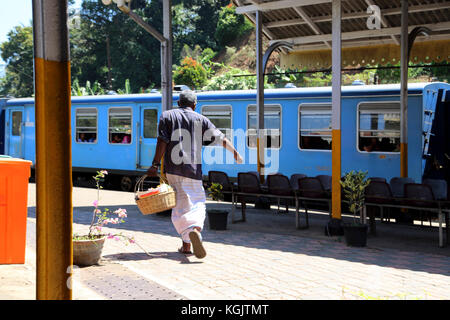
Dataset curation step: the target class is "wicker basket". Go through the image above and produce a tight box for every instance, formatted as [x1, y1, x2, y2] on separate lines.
[135, 175, 176, 215]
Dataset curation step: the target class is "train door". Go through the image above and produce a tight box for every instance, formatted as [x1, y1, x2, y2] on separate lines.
[138, 106, 159, 169]
[6, 107, 24, 158]
[0, 108, 5, 154]
[423, 88, 450, 184]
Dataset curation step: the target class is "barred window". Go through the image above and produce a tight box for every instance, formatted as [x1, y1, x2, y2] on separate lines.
[12, 111, 22, 136]
[358, 103, 400, 152]
[143, 109, 158, 138]
[299, 104, 332, 150]
[75, 108, 97, 143]
[201, 105, 232, 141]
[109, 107, 132, 144]
[247, 105, 281, 149]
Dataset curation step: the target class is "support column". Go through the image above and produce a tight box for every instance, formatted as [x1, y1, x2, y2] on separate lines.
[32, 0, 73, 300]
[400, 0, 408, 177]
[162, 0, 173, 111]
[331, 0, 342, 219]
[256, 10, 265, 183]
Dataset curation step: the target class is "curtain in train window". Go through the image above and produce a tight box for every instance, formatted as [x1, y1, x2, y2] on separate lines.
[358, 103, 400, 152]
[299, 104, 332, 150]
[109, 107, 132, 144]
[12, 111, 22, 136]
[247, 105, 281, 149]
[143, 109, 158, 138]
[75, 108, 97, 143]
[201, 105, 232, 143]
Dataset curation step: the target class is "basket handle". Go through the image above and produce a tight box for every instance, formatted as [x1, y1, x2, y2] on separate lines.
[134, 174, 169, 194]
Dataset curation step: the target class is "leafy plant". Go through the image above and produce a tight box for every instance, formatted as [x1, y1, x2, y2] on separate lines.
[173, 56, 208, 90]
[340, 170, 371, 224]
[71, 78, 105, 96]
[208, 183, 224, 202]
[73, 170, 134, 244]
[117, 79, 131, 95]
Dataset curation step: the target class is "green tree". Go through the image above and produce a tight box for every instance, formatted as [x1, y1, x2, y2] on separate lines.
[70, 0, 158, 93]
[0, 25, 34, 97]
[215, 4, 254, 47]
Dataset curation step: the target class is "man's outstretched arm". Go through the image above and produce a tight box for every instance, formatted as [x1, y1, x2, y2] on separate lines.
[222, 137, 243, 164]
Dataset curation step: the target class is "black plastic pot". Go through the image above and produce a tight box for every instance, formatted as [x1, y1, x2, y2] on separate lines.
[343, 224, 368, 247]
[207, 209, 229, 230]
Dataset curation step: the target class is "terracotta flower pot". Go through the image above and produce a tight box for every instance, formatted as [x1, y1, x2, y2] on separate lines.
[73, 236, 106, 266]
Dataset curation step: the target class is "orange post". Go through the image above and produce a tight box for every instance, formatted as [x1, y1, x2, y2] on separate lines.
[0, 158, 32, 264]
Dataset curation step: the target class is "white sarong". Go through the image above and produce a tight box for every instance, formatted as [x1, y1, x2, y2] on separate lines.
[166, 173, 206, 243]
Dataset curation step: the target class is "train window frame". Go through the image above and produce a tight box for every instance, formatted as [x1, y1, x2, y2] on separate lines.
[12, 111, 22, 136]
[201, 104, 233, 143]
[246, 104, 282, 150]
[75, 107, 98, 144]
[356, 101, 401, 154]
[298, 103, 332, 152]
[108, 106, 133, 145]
[143, 108, 158, 139]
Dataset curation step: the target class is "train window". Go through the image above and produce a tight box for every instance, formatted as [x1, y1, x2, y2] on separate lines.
[12, 111, 22, 136]
[201, 105, 232, 141]
[143, 109, 158, 138]
[298, 104, 332, 150]
[75, 108, 97, 143]
[358, 103, 400, 152]
[247, 105, 281, 149]
[109, 107, 132, 144]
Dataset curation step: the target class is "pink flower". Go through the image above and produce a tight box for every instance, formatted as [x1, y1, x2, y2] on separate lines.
[93, 200, 98, 207]
[101, 170, 108, 175]
[114, 208, 127, 218]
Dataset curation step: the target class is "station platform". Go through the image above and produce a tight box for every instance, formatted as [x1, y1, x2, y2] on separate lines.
[1, 183, 450, 300]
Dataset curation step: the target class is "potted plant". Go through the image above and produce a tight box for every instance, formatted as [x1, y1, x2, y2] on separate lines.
[340, 170, 371, 247]
[73, 170, 135, 266]
[206, 183, 229, 230]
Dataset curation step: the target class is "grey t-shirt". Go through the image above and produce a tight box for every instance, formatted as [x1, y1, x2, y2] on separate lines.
[158, 106, 224, 180]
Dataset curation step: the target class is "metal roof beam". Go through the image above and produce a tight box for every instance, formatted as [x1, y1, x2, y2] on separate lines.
[289, 34, 450, 51]
[293, 6, 331, 48]
[236, 0, 331, 14]
[264, 2, 450, 29]
[365, 0, 400, 45]
[270, 21, 450, 46]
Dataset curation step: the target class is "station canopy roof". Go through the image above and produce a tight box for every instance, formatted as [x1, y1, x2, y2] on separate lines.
[234, 0, 450, 69]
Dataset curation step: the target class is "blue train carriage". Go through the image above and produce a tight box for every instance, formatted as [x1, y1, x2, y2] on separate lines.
[2, 82, 450, 191]
[198, 82, 450, 185]
[0, 98, 8, 155]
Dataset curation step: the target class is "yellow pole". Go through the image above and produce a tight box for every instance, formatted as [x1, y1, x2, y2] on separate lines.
[33, 0, 73, 300]
[331, 130, 341, 218]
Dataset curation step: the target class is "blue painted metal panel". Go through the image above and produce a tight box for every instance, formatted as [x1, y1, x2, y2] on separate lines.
[0, 98, 7, 154]
[3, 82, 450, 185]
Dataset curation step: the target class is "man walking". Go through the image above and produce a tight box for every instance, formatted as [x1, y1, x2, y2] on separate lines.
[147, 90, 242, 259]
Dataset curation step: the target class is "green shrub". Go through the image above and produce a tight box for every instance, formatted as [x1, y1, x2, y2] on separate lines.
[340, 170, 371, 223]
[173, 56, 208, 90]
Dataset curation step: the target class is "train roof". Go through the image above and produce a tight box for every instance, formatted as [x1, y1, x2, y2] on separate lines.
[5, 82, 449, 106]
